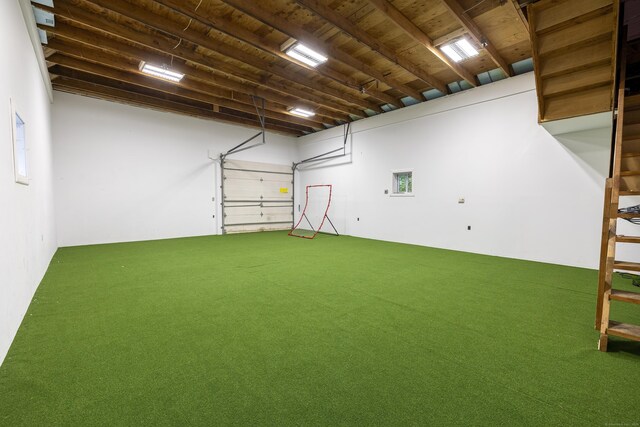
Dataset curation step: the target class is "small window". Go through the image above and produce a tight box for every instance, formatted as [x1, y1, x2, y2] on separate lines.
[11, 100, 28, 185]
[392, 171, 412, 195]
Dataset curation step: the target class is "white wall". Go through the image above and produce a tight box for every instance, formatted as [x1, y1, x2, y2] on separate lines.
[0, 1, 57, 364]
[52, 92, 298, 247]
[295, 74, 616, 269]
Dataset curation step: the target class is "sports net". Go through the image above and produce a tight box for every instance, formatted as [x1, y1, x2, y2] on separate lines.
[289, 184, 337, 239]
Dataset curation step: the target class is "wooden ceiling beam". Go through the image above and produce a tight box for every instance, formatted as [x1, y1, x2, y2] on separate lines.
[432, 28, 468, 47]
[52, 65, 313, 135]
[440, 0, 513, 77]
[45, 40, 322, 130]
[54, 71, 214, 110]
[53, 73, 310, 135]
[510, 0, 530, 32]
[45, 35, 330, 129]
[155, 0, 402, 107]
[69, 0, 378, 115]
[221, 0, 426, 102]
[295, 0, 448, 93]
[46, 52, 316, 133]
[40, 21, 341, 125]
[38, 4, 353, 122]
[52, 76, 305, 135]
[367, 0, 478, 86]
[40, 3, 358, 120]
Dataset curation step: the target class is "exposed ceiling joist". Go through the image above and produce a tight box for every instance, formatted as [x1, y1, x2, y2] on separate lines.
[440, 0, 514, 77]
[45, 34, 333, 128]
[433, 28, 468, 47]
[53, 76, 217, 115]
[51, 75, 307, 135]
[510, 0, 530, 32]
[221, 0, 425, 102]
[42, 1, 360, 120]
[294, 0, 449, 93]
[76, 0, 378, 114]
[47, 53, 316, 133]
[155, 0, 402, 108]
[41, 21, 344, 124]
[367, 0, 479, 86]
[32, 0, 531, 134]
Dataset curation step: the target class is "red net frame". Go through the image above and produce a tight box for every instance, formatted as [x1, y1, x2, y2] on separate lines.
[289, 184, 338, 239]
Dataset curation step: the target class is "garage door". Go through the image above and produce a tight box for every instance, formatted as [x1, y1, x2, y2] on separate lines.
[222, 159, 293, 234]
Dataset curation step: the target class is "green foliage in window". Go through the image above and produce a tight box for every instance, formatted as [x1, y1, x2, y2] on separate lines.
[393, 172, 412, 194]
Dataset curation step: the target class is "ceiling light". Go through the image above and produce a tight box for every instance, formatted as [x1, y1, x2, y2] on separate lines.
[441, 38, 479, 62]
[289, 107, 315, 118]
[138, 61, 184, 82]
[284, 43, 328, 67]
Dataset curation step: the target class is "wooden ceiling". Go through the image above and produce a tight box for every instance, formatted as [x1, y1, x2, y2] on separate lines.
[35, 0, 533, 136]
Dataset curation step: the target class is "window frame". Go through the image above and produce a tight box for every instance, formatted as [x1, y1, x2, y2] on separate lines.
[390, 170, 413, 197]
[11, 99, 28, 186]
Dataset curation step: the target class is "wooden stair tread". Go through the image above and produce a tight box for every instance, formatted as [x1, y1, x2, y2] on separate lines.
[607, 321, 640, 341]
[534, 0, 613, 34]
[542, 65, 613, 98]
[617, 212, 640, 219]
[537, 14, 613, 56]
[622, 152, 640, 158]
[542, 85, 613, 122]
[620, 170, 640, 176]
[539, 41, 610, 79]
[622, 108, 640, 124]
[625, 94, 640, 110]
[616, 235, 640, 243]
[620, 177, 640, 192]
[610, 289, 640, 304]
[613, 261, 640, 271]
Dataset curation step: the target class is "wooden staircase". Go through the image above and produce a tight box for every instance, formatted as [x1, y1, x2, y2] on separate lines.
[596, 46, 640, 351]
[528, 0, 619, 122]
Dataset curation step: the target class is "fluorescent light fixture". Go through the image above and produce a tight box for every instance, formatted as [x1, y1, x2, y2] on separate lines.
[457, 38, 479, 57]
[441, 38, 479, 62]
[138, 61, 184, 82]
[289, 107, 315, 118]
[284, 43, 328, 67]
[441, 45, 462, 62]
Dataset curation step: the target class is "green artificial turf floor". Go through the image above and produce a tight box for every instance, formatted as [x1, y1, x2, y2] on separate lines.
[1, 231, 639, 425]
